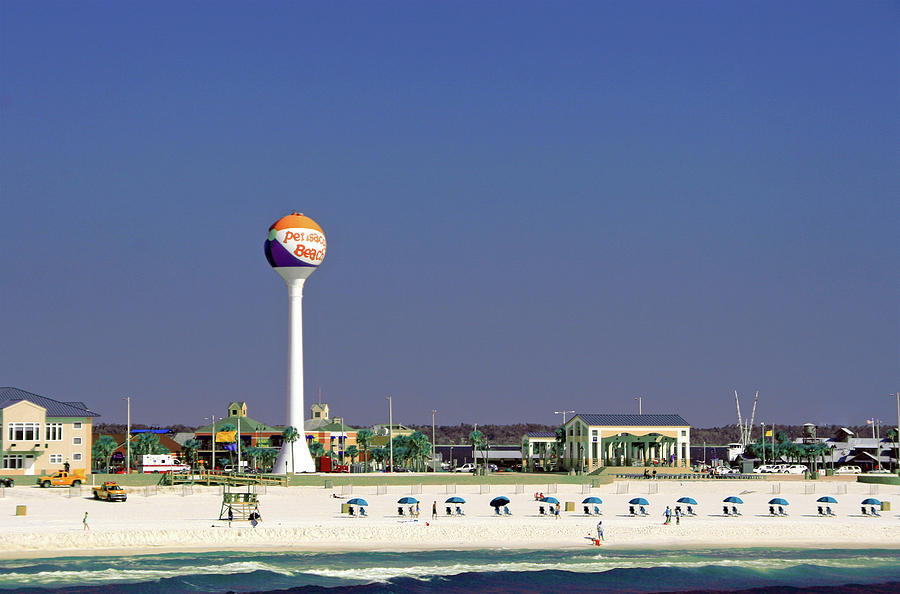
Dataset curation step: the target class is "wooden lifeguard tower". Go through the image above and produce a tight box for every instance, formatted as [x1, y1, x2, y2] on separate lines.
[219, 485, 258, 521]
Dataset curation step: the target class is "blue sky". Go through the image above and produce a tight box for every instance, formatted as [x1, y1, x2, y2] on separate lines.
[1, 2, 897, 430]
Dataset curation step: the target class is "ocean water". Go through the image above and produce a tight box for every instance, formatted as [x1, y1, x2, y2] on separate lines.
[0, 548, 897, 593]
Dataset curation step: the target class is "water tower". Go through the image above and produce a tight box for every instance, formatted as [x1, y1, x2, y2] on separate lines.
[265, 212, 326, 473]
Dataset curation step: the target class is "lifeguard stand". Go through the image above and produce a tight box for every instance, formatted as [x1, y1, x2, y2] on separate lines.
[219, 486, 258, 521]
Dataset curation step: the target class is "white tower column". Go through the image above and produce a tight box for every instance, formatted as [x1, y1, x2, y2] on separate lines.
[273, 277, 316, 474]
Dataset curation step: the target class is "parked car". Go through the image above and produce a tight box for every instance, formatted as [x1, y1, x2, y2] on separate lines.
[0, 477, 14, 487]
[866, 468, 891, 474]
[834, 465, 861, 474]
[781, 464, 808, 474]
[753, 464, 781, 474]
[454, 463, 476, 473]
[712, 466, 739, 475]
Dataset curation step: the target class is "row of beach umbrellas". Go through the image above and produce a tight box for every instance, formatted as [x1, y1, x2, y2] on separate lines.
[343, 495, 881, 508]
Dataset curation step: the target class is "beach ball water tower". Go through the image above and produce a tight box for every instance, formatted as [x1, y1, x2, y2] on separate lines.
[265, 212, 326, 473]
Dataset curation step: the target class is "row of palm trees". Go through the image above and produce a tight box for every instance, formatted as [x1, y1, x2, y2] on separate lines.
[281, 426, 434, 472]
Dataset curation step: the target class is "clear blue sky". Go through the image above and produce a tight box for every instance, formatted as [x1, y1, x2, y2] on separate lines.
[1, 2, 897, 430]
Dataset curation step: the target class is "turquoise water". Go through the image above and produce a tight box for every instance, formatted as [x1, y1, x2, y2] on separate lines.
[0, 548, 897, 592]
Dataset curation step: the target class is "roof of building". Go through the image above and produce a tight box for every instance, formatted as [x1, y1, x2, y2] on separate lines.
[525, 431, 557, 438]
[0, 387, 99, 418]
[572, 413, 689, 427]
[194, 417, 282, 434]
[307, 421, 357, 433]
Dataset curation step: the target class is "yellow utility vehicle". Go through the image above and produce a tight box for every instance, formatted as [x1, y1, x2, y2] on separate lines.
[93, 481, 127, 501]
[36, 469, 86, 488]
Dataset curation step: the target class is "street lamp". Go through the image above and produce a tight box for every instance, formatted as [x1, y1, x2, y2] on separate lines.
[204, 415, 217, 473]
[635, 396, 642, 415]
[892, 392, 900, 473]
[431, 409, 437, 472]
[554, 410, 575, 424]
[386, 396, 393, 471]
[123, 397, 131, 474]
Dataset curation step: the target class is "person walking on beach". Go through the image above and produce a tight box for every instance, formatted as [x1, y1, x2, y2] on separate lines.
[432, 501, 437, 520]
[664, 506, 671, 525]
[675, 507, 681, 525]
[82, 512, 89, 531]
[227, 506, 233, 527]
[596, 521, 604, 542]
[554, 505, 560, 520]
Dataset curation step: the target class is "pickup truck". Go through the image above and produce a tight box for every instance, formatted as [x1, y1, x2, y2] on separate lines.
[92, 481, 127, 502]
[37, 470, 86, 488]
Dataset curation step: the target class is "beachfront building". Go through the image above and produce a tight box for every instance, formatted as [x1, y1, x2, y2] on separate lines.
[561, 413, 691, 471]
[521, 431, 557, 471]
[305, 416, 358, 465]
[1, 387, 98, 476]
[193, 403, 283, 470]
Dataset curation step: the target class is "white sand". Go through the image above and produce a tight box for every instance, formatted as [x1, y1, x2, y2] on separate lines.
[0, 477, 896, 558]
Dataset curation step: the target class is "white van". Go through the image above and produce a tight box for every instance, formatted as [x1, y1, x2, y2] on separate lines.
[781, 464, 808, 474]
[834, 465, 861, 474]
[753, 464, 781, 474]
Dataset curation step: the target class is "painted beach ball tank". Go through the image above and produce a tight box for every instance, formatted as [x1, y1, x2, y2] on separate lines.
[264, 212, 326, 269]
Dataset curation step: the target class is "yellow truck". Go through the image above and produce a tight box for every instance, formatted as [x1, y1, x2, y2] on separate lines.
[36, 469, 86, 488]
[92, 481, 127, 502]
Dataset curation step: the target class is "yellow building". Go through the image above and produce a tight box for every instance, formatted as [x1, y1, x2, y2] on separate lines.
[1, 387, 98, 476]
[563, 413, 691, 471]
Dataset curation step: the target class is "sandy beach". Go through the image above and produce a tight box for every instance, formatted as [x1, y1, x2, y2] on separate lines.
[0, 477, 896, 559]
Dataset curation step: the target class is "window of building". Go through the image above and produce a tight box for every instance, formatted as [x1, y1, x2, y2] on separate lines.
[73, 437, 82, 445]
[73, 422, 82, 430]
[49, 454, 63, 464]
[314, 412, 320, 418]
[7, 422, 40, 441]
[2, 455, 24, 469]
[73, 453, 83, 461]
[681, 430, 686, 436]
[45, 423, 63, 441]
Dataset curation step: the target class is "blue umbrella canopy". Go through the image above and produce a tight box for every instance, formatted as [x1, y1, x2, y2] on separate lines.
[816, 496, 838, 503]
[540, 496, 560, 504]
[582, 496, 603, 504]
[768, 498, 790, 506]
[629, 497, 650, 505]
[676, 497, 697, 505]
[397, 497, 419, 504]
[861, 498, 881, 505]
[347, 498, 369, 506]
[723, 496, 744, 504]
[445, 496, 466, 504]
[490, 496, 511, 507]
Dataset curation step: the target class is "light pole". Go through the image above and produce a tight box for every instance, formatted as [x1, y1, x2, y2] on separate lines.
[554, 410, 575, 424]
[760, 423, 765, 466]
[892, 392, 900, 473]
[386, 396, 393, 472]
[431, 409, 437, 472]
[635, 396, 642, 415]
[124, 397, 131, 474]
[205, 415, 217, 472]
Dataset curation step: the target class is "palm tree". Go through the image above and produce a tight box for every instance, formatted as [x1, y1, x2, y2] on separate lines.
[257, 448, 278, 473]
[407, 431, 431, 471]
[370, 446, 388, 471]
[309, 440, 325, 471]
[132, 432, 169, 468]
[92, 435, 117, 473]
[281, 426, 300, 474]
[554, 426, 566, 470]
[356, 429, 373, 472]
[181, 439, 202, 470]
[469, 430, 486, 474]
[346, 445, 359, 466]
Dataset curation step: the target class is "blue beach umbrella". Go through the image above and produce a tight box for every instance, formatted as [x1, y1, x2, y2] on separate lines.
[445, 496, 466, 504]
[629, 498, 650, 506]
[816, 496, 838, 504]
[676, 497, 697, 505]
[723, 496, 744, 504]
[397, 497, 419, 504]
[490, 496, 511, 507]
[582, 497, 603, 504]
[540, 496, 559, 504]
[768, 498, 789, 506]
[347, 498, 368, 506]
[861, 498, 881, 505]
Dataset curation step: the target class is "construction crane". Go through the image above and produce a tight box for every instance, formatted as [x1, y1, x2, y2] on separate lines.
[734, 390, 759, 446]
